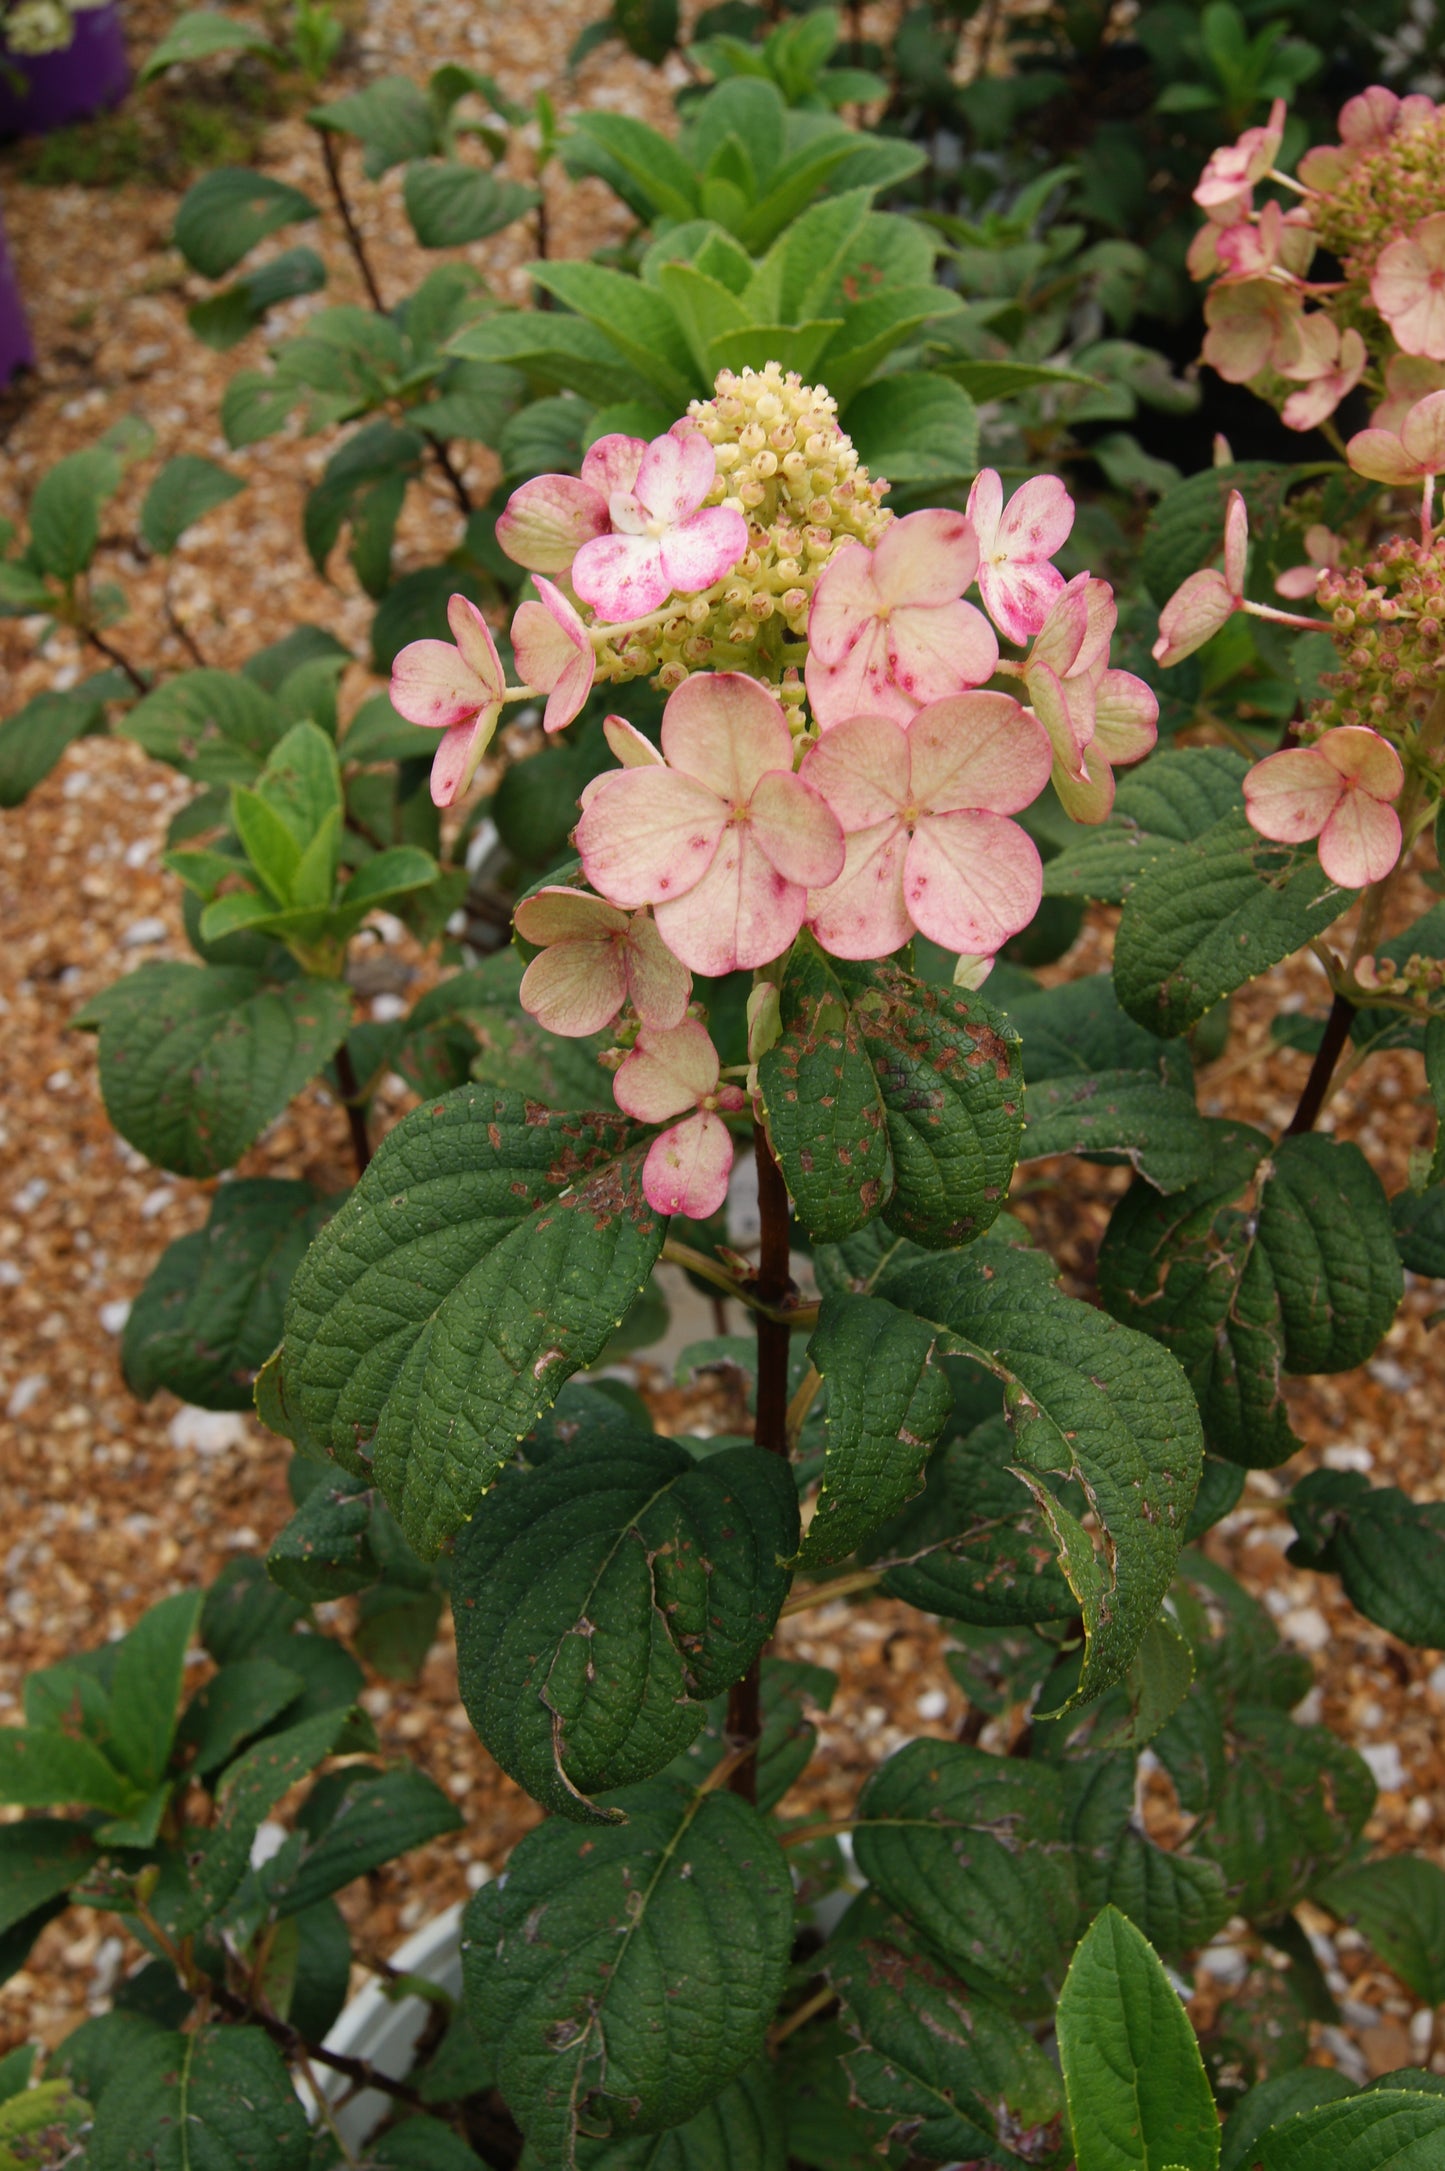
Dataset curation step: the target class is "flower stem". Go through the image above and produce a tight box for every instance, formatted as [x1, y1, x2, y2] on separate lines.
[725, 1122, 794, 1804]
[333, 1043, 372, 1178]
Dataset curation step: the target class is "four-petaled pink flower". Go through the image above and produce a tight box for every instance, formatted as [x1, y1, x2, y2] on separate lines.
[1020, 575, 1157, 823]
[1275, 524, 1344, 600]
[575, 429, 747, 623]
[390, 593, 505, 809]
[799, 692, 1052, 960]
[1372, 355, 1445, 434]
[966, 470, 1075, 645]
[1280, 322, 1367, 434]
[1152, 491, 1248, 667]
[805, 509, 998, 730]
[576, 673, 844, 976]
[1244, 726, 1404, 889]
[1193, 99, 1286, 209]
[612, 1018, 746, 1220]
[495, 434, 633, 575]
[511, 578, 594, 735]
[1373, 213, 1445, 363]
[513, 887, 690, 1039]
[1202, 277, 1304, 385]
[1346, 388, 1445, 486]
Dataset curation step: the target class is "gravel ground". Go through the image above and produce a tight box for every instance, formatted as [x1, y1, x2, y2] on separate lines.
[1, 0, 1443, 2091]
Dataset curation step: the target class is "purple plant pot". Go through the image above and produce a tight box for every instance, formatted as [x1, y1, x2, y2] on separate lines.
[0, 5, 130, 139]
[0, 201, 32, 380]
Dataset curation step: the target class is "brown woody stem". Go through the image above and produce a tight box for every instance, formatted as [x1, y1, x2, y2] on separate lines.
[333, 1043, 372, 1177]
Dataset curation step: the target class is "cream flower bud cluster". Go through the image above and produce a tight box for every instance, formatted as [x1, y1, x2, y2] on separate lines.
[1311, 538, 1445, 736]
[602, 364, 891, 693]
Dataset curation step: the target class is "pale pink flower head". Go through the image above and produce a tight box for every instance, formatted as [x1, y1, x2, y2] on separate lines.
[1347, 388, 1445, 485]
[1373, 213, 1445, 363]
[1202, 278, 1304, 384]
[511, 578, 594, 735]
[1339, 85, 1435, 153]
[966, 470, 1074, 646]
[1373, 355, 1445, 434]
[799, 692, 1052, 960]
[1152, 491, 1248, 667]
[513, 887, 690, 1039]
[612, 1018, 746, 1220]
[1280, 323, 1367, 434]
[575, 673, 844, 977]
[571, 428, 748, 623]
[1212, 200, 1314, 287]
[1243, 726, 1404, 888]
[390, 593, 505, 809]
[1193, 99, 1286, 210]
[805, 509, 999, 730]
[1275, 525, 1344, 600]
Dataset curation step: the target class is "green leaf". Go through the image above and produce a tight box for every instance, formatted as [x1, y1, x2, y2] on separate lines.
[174, 1657, 306, 1778]
[530, 261, 699, 408]
[880, 1235, 1203, 1701]
[869, 1413, 1080, 1625]
[74, 963, 351, 1178]
[341, 693, 440, 764]
[1056, 1905, 1219, 2171]
[447, 310, 640, 406]
[935, 357, 1102, 402]
[1043, 750, 1250, 904]
[463, 1781, 793, 2159]
[0, 1819, 97, 1940]
[309, 78, 439, 176]
[140, 454, 245, 554]
[662, 1657, 834, 1816]
[185, 1706, 353, 1926]
[798, 1295, 951, 1567]
[303, 418, 422, 597]
[1114, 810, 1347, 1037]
[545, 2065, 786, 2169]
[842, 372, 978, 484]
[827, 1914, 1066, 2164]
[1010, 973, 1209, 1191]
[1219, 2070, 1358, 2171]
[174, 167, 319, 279]
[1063, 1757, 1229, 1957]
[267, 1766, 461, 1915]
[0, 671, 127, 809]
[1391, 1183, 1445, 1276]
[86, 2025, 310, 2171]
[1100, 1128, 1403, 1469]
[187, 246, 328, 354]
[29, 448, 121, 581]
[281, 1087, 667, 1556]
[118, 666, 286, 785]
[1287, 1470, 1445, 1645]
[107, 1592, 201, 1793]
[1257, 2092, 1445, 2169]
[139, 10, 282, 82]
[1199, 1708, 1374, 1916]
[124, 1180, 335, 1411]
[851, 1743, 1077, 1999]
[1314, 1856, 1445, 2006]
[758, 939, 1024, 1249]
[452, 1431, 796, 1819]
[563, 113, 701, 225]
[404, 162, 539, 248]
[266, 1476, 376, 1600]
[0, 2078, 87, 2158]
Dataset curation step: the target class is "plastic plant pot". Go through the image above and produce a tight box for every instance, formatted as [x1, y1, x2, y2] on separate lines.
[309, 1897, 474, 2148]
[0, 199, 31, 379]
[0, 4, 129, 139]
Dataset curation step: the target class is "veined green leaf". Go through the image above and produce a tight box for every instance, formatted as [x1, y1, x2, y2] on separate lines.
[1056, 1906, 1219, 2171]
[1042, 749, 1249, 903]
[798, 1295, 951, 1568]
[174, 167, 319, 279]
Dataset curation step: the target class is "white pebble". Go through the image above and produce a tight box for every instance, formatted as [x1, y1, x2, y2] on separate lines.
[371, 992, 408, 1023]
[5, 1374, 47, 1419]
[168, 1407, 249, 1456]
[98, 1300, 131, 1336]
[1281, 1606, 1331, 1653]
[140, 1187, 175, 1220]
[1361, 1742, 1407, 1792]
[119, 917, 169, 949]
[915, 1689, 949, 1721]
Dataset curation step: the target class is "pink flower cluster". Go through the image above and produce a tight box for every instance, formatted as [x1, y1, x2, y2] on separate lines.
[1190, 87, 1445, 434]
[386, 385, 1161, 1222]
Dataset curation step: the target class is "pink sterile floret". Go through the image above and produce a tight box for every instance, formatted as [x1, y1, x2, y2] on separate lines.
[390, 593, 505, 809]
[1347, 388, 1445, 485]
[571, 428, 748, 623]
[494, 434, 630, 575]
[1275, 525, 1344, 599]
[1372, 355, 1445, 434]
[1020, 574, 1156, 823]
[966, 469, 1075, 645]
[804, 509, 999, 730]
[1152, 490, 1249, 667]
[799, 692, 1052, 960]
[513, 887, 690, 1039]
[575, 672, 844, 977]
[1373, 213, 1445, 363]
[612, 1018, 746, 1220]
[1280, 322, 1367, 434]
[1194, 99, 1286, 210]
[1202, 278, 1304, 385]
[1243, 725, 1404, 889]
[511, 578, 594, 734]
